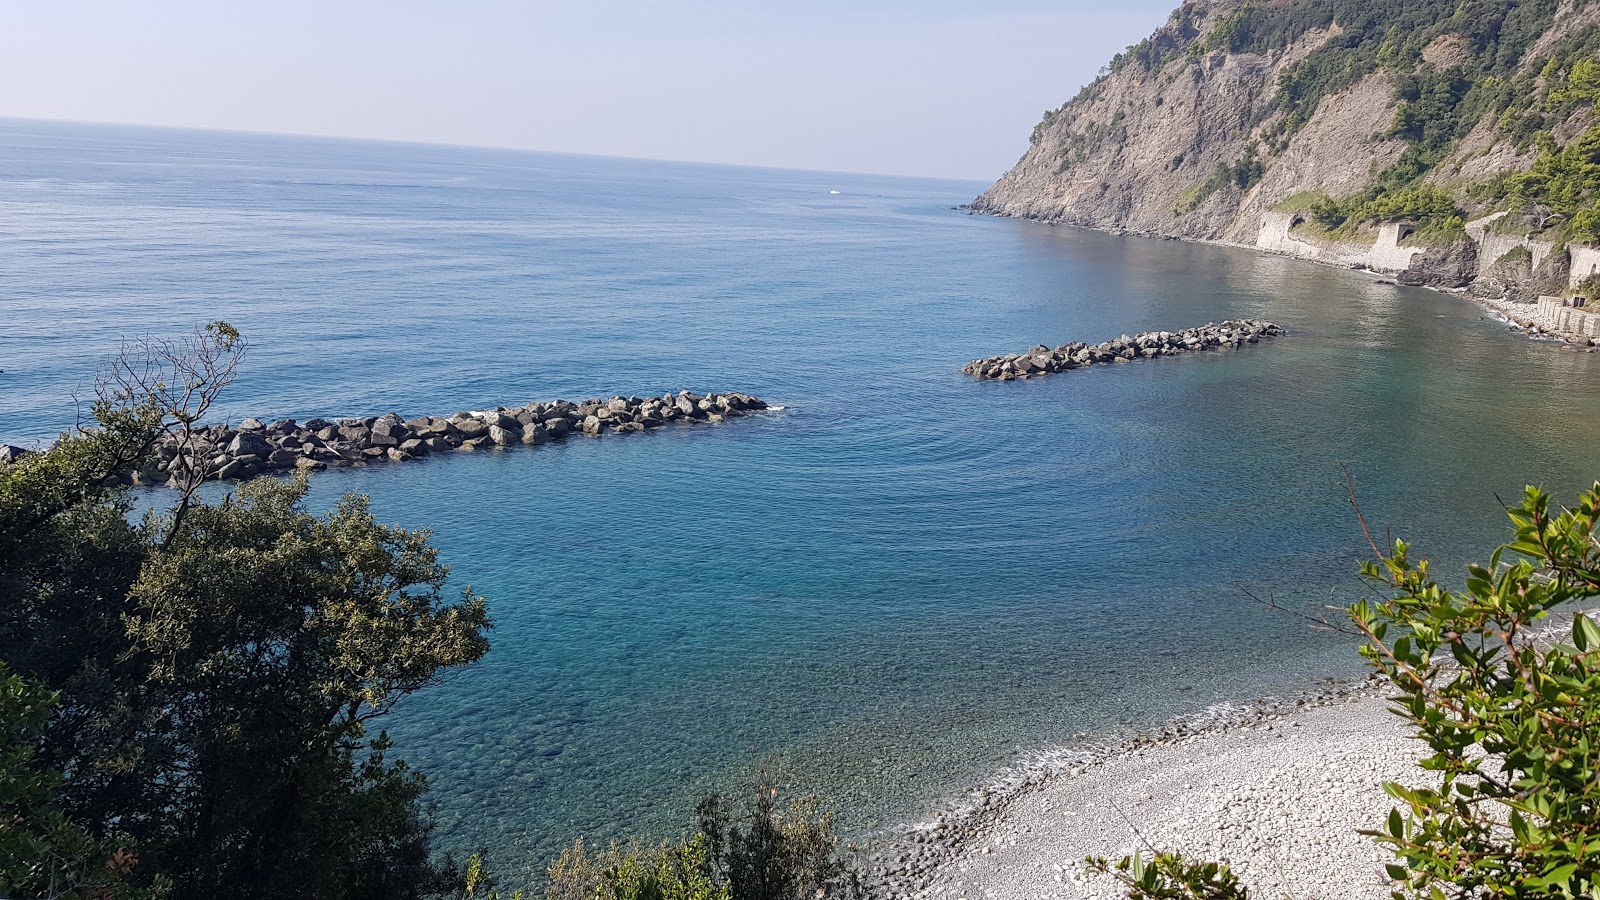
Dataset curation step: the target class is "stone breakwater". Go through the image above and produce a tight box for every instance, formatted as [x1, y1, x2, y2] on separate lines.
[963, 320, 1285, 381]
[1, 391, 769, 486]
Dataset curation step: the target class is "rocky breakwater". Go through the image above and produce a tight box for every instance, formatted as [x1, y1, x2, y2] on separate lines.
[67, 391, 769, 486]
[963, 320, 1285, 381]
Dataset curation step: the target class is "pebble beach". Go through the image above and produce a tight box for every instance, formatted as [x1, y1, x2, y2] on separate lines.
[869, 685, 1425, 900]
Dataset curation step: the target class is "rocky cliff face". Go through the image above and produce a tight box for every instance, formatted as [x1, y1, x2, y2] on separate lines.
[973, 0, 1600, 305]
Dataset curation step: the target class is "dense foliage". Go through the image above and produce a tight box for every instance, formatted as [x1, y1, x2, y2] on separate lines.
[1491, 125, 1600, 241]
[544, 772, 857, 900]
[1351, 485, 1600, 897]
[1301, 186, 1466, 241]
[0, 324, 492, 899]
[0, 665, 127, 899]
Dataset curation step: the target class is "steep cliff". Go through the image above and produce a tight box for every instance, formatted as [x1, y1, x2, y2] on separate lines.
[974, 0, 1600, 305]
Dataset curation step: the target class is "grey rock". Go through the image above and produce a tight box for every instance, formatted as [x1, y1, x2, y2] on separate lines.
[227, 432, 273, 458]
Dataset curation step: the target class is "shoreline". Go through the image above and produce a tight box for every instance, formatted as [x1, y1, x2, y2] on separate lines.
[861, 672, 1408, 899]
[970, 211, 1600, 350]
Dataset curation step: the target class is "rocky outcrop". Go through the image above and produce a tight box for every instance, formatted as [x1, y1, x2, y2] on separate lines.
[970, 0, 1600, 310]
[963, 320, 1283, 381]
[2, 391, 771, 485]
[1397, 242, 1479, 290]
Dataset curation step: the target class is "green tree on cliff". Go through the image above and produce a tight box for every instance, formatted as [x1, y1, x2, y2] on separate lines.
[0, 323, 492, 899]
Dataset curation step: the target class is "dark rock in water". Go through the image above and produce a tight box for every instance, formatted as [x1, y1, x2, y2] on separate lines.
[454, 418, 490, 439]
[227, 432, 273, 459]
[113, 389, 771, 487]
[964, 319, 1285, 381]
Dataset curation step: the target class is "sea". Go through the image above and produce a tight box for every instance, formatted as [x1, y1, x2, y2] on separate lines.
[4, 118, 1600, 875]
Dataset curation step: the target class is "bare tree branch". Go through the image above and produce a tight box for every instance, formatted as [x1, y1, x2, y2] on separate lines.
[94, 321, 246, 546]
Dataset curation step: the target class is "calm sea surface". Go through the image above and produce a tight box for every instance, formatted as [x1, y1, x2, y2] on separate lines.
[5, 120, 1600, 872]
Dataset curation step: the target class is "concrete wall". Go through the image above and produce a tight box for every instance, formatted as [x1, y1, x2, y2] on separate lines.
[1359, 222, 1424, 272]
[1255, 211, 1320, 258]
[1532, 295, 1600, 337]
[1570, 245, 1600, 290]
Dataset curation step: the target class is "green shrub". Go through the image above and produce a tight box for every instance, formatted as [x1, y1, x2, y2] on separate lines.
[0, 664, 131, 899]
[548, 772, 857, 900]
[1094, 484, 1600, 898]
[1504, 124, 1600, 241]
[1175, 148, 1265, 213]
[1086, 850, 1248, 900]
[1350, 484, 1600, 896]
[546, 838, 725, 900]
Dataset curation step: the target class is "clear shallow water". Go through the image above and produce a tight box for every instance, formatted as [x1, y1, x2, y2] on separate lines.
[5, 119, 1600, 873]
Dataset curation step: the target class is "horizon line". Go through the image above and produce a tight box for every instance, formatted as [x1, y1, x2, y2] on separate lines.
[0, 114, 1001, 186]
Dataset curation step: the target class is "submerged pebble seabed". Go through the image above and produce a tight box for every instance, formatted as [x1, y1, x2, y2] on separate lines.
[22, 390, 769, 485]
[963, 320, 1285, 381]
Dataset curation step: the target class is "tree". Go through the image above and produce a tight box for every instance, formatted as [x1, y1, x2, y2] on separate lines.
[0, 663, 131, 900]
[0, 323, 492, 900]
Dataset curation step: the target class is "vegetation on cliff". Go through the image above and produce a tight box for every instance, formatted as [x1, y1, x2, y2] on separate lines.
[1000, 0, 1600, 263]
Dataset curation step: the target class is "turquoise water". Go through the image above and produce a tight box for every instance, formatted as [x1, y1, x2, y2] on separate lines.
[5, 119, 1600, 873]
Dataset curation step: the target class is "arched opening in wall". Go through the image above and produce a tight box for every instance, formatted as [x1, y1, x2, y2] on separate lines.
[1289, 214, 1305, 228]
[1397, 224, 1416, 242]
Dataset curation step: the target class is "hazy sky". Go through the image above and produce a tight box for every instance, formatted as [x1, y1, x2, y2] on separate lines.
[0, 1, 1175, 180]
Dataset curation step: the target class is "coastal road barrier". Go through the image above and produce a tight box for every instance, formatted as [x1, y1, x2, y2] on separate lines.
[1, 391, 769, 486]
[963, 320, 1285, 381]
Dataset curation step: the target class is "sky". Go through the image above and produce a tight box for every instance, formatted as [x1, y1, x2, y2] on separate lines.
[0, 1, 1176, 180]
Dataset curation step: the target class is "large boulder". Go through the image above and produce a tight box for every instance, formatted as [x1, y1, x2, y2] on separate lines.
[0, 445, 28, 466]
[454, 418, 489, 438]
[227, 431, 273, 459]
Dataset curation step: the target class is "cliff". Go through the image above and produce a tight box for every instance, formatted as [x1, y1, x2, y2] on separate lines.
[973, 0, 1600, 308]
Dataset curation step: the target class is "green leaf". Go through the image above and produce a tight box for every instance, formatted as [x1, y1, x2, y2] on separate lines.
[1574, 612, 1600, 652]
